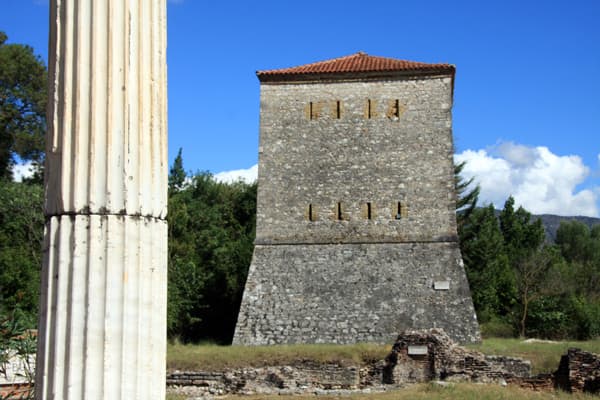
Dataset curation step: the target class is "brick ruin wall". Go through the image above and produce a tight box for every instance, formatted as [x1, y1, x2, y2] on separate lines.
[383, 330, 600, 393]
[383, 329, 532, 384]
[233, 75, 480, 345]
[555, 348, 600, 393]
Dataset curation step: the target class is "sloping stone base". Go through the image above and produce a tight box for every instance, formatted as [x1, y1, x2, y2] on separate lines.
[233, 242, 480, 345]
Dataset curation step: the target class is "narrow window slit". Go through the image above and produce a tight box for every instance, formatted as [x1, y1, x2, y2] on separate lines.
[367, 202, 372, 219]
[309, 102, 314, 120]
[336, 100, 341, 119]
[308, 204, 314, 221]
[396, 202, 402, 219]
[337, 202, 343, 220]
[367, 99, 372, 119]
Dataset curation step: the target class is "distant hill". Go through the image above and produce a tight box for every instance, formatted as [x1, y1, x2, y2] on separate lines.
[534, 214, 600, 242]
[487, 210, 600, 242]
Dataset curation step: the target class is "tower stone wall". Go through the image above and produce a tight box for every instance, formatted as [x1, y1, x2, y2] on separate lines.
[233, 54, 480, 345]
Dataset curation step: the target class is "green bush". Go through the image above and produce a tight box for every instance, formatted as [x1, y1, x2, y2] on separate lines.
[0, 181, 43, 328]
[480, 318, 515, 338]
[525, 296, 571, 339]
[569, 296, 600, 340]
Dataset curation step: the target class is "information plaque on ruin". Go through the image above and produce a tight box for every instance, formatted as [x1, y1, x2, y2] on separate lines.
[407, 345, 429, 356]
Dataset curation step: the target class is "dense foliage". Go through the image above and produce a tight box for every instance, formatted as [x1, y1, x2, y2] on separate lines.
[0, 181, 43, 329]
[1, 152, 598, 342]
[454, 161, 480, 229]
[460, 198, 600, 339]
[167, 150, 256, 343]
[0, 32, 47, 181]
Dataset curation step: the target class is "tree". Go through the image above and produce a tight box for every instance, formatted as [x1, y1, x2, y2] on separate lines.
[0, 181, 44, 328]
[556, 221, 600, 266]
[458, 194, 600, 339]
[459, 205, 514, 322]
[555, 221, 600, 338]
[556, 221, 600, 299]
[0, 32, 47, 180]
[455, 161, 480, 229]
[514, 246, 565, 337]
[168, 148, 186, 193]
[166, 151, 257, 342]
[499, 196, 545, 264]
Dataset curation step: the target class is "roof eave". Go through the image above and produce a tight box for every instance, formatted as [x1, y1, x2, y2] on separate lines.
[257, 67, 455, 83]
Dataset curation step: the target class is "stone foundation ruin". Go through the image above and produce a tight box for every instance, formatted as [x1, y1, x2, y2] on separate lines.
[555, 347, 600, 393]
[383, 329, 531, 384]
[167, 329, 600, 397]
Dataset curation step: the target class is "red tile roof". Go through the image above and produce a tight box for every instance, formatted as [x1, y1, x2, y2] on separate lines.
[257, 52, 455, 82]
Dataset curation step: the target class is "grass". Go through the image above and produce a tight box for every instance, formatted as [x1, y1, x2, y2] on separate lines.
[467, 337, 600, 374]
[167, 338, 599, 374]
[167, 341, 389, 371]
[166, 339, 600, 399]
[167, 382, 599, 400]
[165, 395, 187, 400]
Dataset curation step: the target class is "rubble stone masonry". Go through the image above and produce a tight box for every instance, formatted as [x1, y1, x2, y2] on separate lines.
[234, 57, 480, 345]
[168, 330, 600, 397]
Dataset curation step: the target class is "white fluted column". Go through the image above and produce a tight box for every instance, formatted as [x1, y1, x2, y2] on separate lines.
[36, 1, 168, 399]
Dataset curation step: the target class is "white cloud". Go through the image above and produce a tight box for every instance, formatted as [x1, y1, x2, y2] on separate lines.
[12, 161, 35, 182]
[455, 142, 599, 217]
[213, 145, 600, 217]
[213, 164, 257, 184]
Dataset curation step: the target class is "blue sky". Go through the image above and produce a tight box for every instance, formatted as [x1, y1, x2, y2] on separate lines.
[2, 0, 599, 216]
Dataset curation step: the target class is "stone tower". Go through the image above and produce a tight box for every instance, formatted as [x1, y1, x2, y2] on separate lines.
[233, 52, 480, 345]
